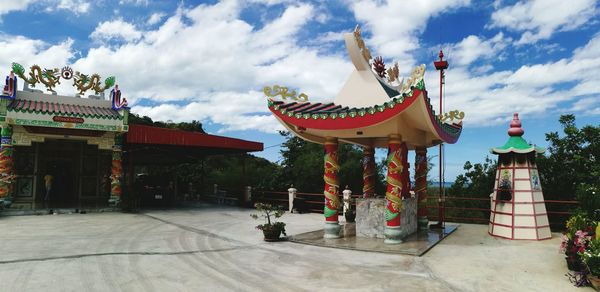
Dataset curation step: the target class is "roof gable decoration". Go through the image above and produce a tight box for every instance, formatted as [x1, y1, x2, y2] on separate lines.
[263, 85, 309, 103]
[10, 62, 116, 97]
[110, 85, 128, 110]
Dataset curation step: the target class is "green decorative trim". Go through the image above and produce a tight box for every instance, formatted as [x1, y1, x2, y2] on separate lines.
[0, 117, 5, 122]
[15, 118, 119, 131]
[0, 98, 9, 116]
[385, 209, 398, 221]
[123, 109, 129, 125]
[324, 206, 337, 218]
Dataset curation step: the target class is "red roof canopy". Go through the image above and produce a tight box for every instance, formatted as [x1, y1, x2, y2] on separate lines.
[126, 124, 263, 153]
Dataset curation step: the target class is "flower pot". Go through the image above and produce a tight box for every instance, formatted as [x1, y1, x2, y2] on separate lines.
[262, 228, 282, 242]
[566, 257, 585, 272]
[589, 275, 600, 291]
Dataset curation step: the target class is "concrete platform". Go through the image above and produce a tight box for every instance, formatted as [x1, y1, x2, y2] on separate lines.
[0, 205, 587, 292]
[290, 223, 458, 255]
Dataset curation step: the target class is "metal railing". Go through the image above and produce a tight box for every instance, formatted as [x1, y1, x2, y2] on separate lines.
[252, 190, 578, 231]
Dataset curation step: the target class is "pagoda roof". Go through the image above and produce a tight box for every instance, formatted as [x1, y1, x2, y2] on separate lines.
[491, 113, 544, 154]
[265, 27, 463, 149]
[268, 83, 462, 149]
[8, 98, 121, 120]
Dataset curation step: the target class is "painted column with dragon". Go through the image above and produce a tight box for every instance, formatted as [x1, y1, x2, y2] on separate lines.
[362, 146, 376, 198]
[0, 125, 14, 205]
[384, 135, 409, 244]
[323, 136, 341, 238]
[415, 147, 428, 229]
[109, 134, 123, 206]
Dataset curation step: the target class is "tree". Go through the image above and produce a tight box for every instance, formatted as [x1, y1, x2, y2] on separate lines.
[537, 114, 600, 200]
[277, 131, 385, 194]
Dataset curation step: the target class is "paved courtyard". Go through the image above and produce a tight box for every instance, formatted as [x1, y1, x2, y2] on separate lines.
[0, 205, 587, 291]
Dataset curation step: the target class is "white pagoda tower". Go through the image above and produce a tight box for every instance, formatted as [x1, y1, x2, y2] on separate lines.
[488, 113, 551, 240]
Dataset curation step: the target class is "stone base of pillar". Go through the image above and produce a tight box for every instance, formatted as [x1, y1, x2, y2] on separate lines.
[108, 196, 120, 206]
[384, 226, 405, 244]
[418, 217, 429, 230]
[323, 222, 341, 239]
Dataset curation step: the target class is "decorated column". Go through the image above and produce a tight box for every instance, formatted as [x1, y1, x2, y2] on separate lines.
[384, 134, 409, 244]
[415, 147, 428, 229]
[0, 125, 14, 205]
[109, 133, 123, 206]
[362, 146, 376, 198]
[323, 136, 341, 238]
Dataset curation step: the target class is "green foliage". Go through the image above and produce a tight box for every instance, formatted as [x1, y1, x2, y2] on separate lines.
[448, 157, 496, 197]
[582, 239, 600, 277]
[251, 203, 286, 235]
[11, 62, 24, 76]
[129, 113, 206, 133]
[576, 185, 600, 219]
[537, 114, 600, 200]
[277, 131, 386, 194]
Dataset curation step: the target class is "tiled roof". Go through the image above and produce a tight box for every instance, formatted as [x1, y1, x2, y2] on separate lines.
[8, 99, 122, 120]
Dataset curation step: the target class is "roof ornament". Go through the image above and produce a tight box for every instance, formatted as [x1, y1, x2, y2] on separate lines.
[263, 85, 308, 103]
[73, 72, 115, 96]
[439, 110, 465, 124]
[508, 113, 524, 136]
[400, 64, 426, 94]
[2, 71, 17, 98]
[111, 85, 128, 110]
[11, 62, 60, 93]
[373, 56, 386, 78]
[386, 62, 399, 83]
[353, 25, 372, 63]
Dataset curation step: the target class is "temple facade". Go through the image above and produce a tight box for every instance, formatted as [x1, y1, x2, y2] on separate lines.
[0, 63, 129, 210]
[266, 26, 464, 243]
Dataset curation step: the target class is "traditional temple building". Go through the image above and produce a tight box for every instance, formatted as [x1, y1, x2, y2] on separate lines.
[488, 113, 551, 240]
[0, 63, 262, 210]
[266, 26, 464, 243]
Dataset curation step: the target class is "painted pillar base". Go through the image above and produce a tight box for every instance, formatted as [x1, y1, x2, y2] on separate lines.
[384, 226, 405, 244]
[108, 196, 120, 206]
[323, 222, 341, 239]
[418, 217, 429, 230]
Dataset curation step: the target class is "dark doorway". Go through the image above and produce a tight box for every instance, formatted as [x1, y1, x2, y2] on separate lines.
[44, 158, 75, 207]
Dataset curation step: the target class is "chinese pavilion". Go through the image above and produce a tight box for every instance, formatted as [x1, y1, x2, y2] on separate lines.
[488, 113, 551, 240]
[0, 63, 262, 210]
[266, 26, 464, 243]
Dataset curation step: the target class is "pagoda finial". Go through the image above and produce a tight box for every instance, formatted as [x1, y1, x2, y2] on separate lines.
[508, 113, 524, 137]
[438, 50, 444, 61]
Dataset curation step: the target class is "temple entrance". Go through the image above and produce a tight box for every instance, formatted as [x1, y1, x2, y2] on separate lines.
[43, 158, 76, 208]
[28, 139, 112, 209]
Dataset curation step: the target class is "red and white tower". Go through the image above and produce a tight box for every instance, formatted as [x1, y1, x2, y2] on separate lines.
[488, 113, 551, 240]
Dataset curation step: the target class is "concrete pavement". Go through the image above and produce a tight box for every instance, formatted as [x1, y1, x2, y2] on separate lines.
[0, 205, 588, 291]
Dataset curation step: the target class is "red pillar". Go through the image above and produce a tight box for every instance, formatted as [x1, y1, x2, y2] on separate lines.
[362, 146, 376, 198]
[415, 147, 428, 229]
[323, 137, 341, 238]
[384, 135, 408, 244]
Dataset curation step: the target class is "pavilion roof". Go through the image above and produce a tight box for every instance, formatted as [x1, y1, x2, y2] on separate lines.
[8, 98, 122, 120]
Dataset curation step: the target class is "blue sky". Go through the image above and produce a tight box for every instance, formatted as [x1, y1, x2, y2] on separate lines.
[0, 0, 599, 183]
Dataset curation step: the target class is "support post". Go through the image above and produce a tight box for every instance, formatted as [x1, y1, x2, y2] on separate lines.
[415, 147, 428, 229]
[362, 146, 376, 198]
[287, 185, 296, 212]
[323, 137, 341, 239]
[109, 133, 123, 206]
[384, 135, 407, 244]
[0, 125, 13, 207]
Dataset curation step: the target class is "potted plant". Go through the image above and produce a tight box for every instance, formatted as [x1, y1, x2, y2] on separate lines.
[561, 213, 596, 271]
[582, 239, 600, 290]
[251, 202, 286, 241]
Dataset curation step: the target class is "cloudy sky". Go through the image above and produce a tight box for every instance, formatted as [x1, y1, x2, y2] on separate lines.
[0, 0, 599, 182]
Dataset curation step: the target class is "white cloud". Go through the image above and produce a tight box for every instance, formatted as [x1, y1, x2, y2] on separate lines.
[350, 0, 471, 74]
[450, 32, 509, 66]
[90, 19, 142, 43]
[0, 0, 32, 16]
[147, 12, 165, 25]
[489, 0, 597, 45]
[45, 0, 91, 14]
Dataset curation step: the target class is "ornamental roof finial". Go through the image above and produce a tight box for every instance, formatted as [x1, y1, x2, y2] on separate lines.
[438, 50, 444, 61]
[508, 113, 524, 137]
